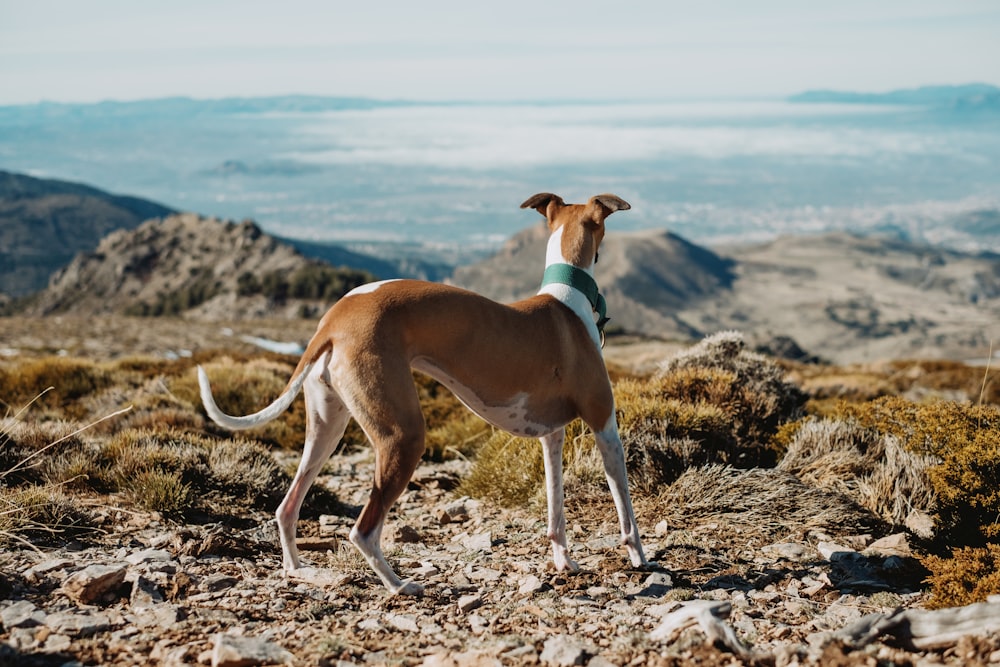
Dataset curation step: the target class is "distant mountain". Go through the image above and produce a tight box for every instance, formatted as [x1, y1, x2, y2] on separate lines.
[0, 170, 175, 297]
[0, 95, 416, 122]
[279, 236, 454, 283]
[23, 214, 373, 319]
[450, 222, 735, 339]
[453, 225, 1000, 363]
[789, 83, 1000, 111]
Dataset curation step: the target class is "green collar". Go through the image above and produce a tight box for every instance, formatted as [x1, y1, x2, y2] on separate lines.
[541, 264, 610, 335]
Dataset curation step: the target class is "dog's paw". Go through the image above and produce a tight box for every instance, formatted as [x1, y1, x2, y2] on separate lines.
[393, 579, 424, 596]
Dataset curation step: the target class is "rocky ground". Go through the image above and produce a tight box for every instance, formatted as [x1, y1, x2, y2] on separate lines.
[4, 447, 999, 667]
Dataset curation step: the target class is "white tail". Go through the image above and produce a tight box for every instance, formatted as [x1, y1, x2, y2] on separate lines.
[198, 363, 314, 430]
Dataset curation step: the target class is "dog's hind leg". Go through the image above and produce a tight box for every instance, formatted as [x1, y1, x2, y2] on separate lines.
[278, 359, 351, 581]
[344, 362, 427, 595]
[593, 419, 648, 568]
[540, 429, 579, 572]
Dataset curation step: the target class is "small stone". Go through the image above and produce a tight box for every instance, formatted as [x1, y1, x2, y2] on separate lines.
[762, 542, 815, 562]
[211, 633, 293, 667]
[469, 568, 501, 582]
[133, 603, 182, 628]
[200, 574, 240, 593]
[817, 541, 856, 561]
[654, 520, 670, 537]
[387, 613, 420, 632]
[61, 564, 127, 604]
[42, 633, 72, 653]
[905, 509, 935, 539]
[540, 635, 587, 666]
[22, 558, 74, 582]
[461, 532, 492, 552]
[1, 600, 46, 629]
[395, 524, 422, 543]
[125, 548, 174, 565]
[518, 575, 545, 596]
[865, 533, 911, 558]
[44, 611, 113, 637]
[457, 595, 483, 613]
[436, 509, 452, 525]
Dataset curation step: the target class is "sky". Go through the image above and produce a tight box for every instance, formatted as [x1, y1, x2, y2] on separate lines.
[1, 0, 999, 105]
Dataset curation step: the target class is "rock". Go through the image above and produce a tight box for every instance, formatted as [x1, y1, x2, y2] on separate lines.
[130, 575, 165, 609]
[539, 635, 588, 666]
[44, 610, 114, 637]
[395, 524, 422, 543]
[61, 564, 127, 604]
[905, 509, 935, 539]
[388, 613, 421, 632]
[763, 542, 816, 562]
[200, 574, 240, 593]
[817, 541, 855, 561]
[1, 600, 46, 629]
[457, 595, 483, 613]
[22, 558, 75, 582]
[211, 633, 293, 667]
[125, 548, 174, 565]
[132, 603, 182, 628]
[461, 532, 492, 552]
[518, 575, 545, 596]
[865, 533, 911, 558]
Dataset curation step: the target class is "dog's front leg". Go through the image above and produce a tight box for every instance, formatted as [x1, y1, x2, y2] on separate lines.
[594, 420, 648, 568]
[540, 429, 579, 571]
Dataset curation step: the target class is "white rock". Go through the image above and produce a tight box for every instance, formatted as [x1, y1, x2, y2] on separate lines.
[61, 564, 127, 604]
[44, 610, 114, 637]
[539, 635, 588, 666]
[211, 633, 293, 667]
[457, 595, 483, 613]
[518, 575, 545, 596]
[461, 532, 492, 552]
[1, 600, 46, 629]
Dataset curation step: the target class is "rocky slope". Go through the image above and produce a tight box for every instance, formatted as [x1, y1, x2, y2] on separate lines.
[0, 170, 175, 297]
[23, 214, 372, 320]
[5, 451, 996, 667]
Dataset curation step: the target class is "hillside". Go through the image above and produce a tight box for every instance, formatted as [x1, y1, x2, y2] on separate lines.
[454, 226, 1000, 364]
[22, 214, 373, 320]
[0, 170, 175, 297]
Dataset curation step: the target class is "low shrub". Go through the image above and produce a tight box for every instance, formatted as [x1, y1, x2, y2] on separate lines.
[831, 396, 1000, 547]
[654, 331, 807, 467]
[922, 544, 1000, 609]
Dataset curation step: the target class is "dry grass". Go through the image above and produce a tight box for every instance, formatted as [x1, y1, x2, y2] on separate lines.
[3, 331, 998, 609]
[777, 418, 937, 530]
[644, 464, 881, 542]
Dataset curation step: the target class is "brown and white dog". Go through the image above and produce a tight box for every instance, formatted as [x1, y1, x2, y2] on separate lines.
[199, 193, 648, 595]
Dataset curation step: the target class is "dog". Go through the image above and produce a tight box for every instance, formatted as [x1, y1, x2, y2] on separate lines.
[198, 193, 648, 595]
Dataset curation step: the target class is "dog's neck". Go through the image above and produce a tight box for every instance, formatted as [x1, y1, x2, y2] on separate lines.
[537, 224, 606, 348]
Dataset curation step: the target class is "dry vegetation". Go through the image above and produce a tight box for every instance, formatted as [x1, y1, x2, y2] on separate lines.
[2, 326, 1000, 663]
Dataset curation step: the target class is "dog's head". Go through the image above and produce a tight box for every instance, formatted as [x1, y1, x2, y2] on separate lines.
[520, 193, 630, 267]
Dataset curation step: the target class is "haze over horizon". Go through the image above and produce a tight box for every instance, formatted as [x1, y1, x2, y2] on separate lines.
[2, 1, 999, 106]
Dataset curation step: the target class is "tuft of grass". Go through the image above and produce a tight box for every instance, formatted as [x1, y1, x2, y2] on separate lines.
[0, 357, 114, 419]
[777, 417, 937, 530]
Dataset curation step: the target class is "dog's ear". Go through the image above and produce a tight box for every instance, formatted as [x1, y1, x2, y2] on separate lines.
[520, 193, 565, 218]
[590, 194, 631, 218]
